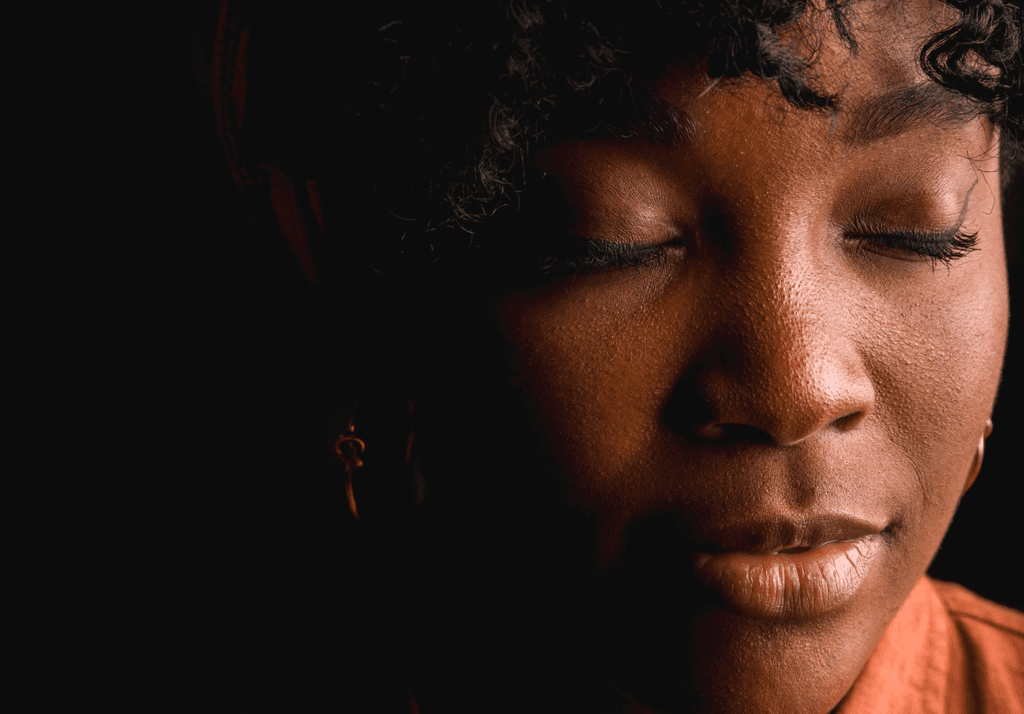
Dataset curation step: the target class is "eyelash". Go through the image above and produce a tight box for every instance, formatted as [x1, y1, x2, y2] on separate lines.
[535, 236, 671, 278]
[532, 226, 978, 277]
[848, 227, 979, 268]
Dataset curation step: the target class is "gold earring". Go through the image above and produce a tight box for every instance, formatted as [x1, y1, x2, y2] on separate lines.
[962, 418, 993, 496]
[333, 395, 416, 521]
[335, 402, 366, 520]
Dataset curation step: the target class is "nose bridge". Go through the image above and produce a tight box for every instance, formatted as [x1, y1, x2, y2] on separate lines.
[694, 242, 876, 446]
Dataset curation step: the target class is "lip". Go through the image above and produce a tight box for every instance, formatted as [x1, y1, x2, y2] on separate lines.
[691, 516, 887, 620]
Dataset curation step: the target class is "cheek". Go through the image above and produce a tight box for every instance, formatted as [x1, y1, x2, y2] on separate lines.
[868, 275, 1006, 461]
[497, 269, 691, 505]
[862, 233, 1008, 549]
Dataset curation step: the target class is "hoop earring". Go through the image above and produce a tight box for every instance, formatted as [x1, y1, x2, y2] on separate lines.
[962, 418, 993, 496]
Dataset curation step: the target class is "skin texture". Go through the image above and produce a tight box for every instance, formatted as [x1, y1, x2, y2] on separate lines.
[406, 2, 1008, 713]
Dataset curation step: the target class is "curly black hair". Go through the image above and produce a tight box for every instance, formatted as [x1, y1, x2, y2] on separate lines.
[219, 0, 1022, 278]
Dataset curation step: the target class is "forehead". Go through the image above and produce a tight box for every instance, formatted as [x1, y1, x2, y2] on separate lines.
[534, 0, 993, 201]
[652, 0, 978, 142]
[788, 0, 957, 96]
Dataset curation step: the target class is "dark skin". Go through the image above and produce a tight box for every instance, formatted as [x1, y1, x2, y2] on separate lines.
[403, 1, 1008, 712]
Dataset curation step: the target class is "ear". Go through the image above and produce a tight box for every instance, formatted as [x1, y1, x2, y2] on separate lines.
[269, 169, 324, 288]
[212, 0, 324, 289]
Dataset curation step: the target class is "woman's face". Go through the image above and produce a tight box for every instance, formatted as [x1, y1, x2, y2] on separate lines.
[410, 3, 1007, 713]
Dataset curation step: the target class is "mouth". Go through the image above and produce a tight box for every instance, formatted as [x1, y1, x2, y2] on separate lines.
[691, 516, 888, 621]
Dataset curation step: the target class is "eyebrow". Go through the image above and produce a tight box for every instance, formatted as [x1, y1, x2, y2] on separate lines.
[836, 82, 983, 147]
[620, 81, 983, 148]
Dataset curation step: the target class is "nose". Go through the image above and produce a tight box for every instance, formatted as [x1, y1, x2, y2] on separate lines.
[681, 258, 876, 447]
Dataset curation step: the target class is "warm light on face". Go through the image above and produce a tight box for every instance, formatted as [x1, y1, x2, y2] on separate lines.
[410, 3, 1009, 713]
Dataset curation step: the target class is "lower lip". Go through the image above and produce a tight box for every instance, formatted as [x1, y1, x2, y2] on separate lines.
[692, 536, 883, 620]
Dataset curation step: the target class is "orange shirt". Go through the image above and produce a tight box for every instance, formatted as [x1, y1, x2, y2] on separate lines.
[836, 577, 1024, 714]
[405, 576, 1022, 714]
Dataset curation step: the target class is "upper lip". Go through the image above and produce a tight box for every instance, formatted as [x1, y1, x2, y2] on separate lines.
[692, 514, 888, 554]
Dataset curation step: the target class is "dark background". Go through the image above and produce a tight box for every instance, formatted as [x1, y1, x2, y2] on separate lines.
[129, 4, 1022, 710]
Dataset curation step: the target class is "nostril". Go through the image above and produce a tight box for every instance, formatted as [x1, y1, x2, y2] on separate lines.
[693, 422, 778, 445]
[831, 410, 869, 432]
[692, 412, 869, 447]
[670, 347, 876, 447]
[694, 423, 726, 441]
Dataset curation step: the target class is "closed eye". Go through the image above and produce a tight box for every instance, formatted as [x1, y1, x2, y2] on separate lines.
[534, 235, 674, 278]
[848, 226, 979, 268]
